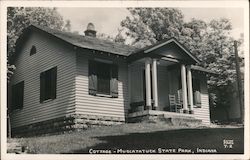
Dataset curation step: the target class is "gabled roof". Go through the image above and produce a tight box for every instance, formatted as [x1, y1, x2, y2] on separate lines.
[15, 24, 138, 57]
[13, 25, 215, 75]
[191, 65, 218, 75]
[15, 25, 200, 62]
[131, 37, 200, 64]
[15, 25, 202, 65]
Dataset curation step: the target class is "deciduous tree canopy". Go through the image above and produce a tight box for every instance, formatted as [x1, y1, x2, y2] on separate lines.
[120, 8, 244, 110]
[7, 7, 66, 80]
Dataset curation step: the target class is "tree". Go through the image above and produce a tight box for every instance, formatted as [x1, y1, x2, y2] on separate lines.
[63, 19, 71, 32]
[120, 8, 244, 122]
[179, 18, 207, 59]
[121, 8, 184, 48]
[97, 33, 115, 41]
[7, 7, 64, 58]
[7, 7, 65, 82]
[97, 28, 126, 44]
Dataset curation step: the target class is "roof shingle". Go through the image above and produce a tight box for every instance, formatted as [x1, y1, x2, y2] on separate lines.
[31, 24, 138, 56]
[15, 25, 215, 75]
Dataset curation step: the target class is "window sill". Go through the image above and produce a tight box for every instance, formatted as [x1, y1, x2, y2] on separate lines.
[96, 93, 112, 98]
[41, 98, 55, 104]
[194, 105, 201, 108]
[10, 108, 23, 113]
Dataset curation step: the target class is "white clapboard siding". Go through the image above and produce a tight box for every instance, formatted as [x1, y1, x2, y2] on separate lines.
[10, 31, 76, 127]
[75, 52, 129, 121]
[193, 74, 211, 124]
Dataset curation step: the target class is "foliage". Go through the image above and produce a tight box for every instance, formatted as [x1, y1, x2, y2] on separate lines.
[97, 33, 115, 41]
[7, 7, 64, 57]
[7, 7, 65, 80]
[97, 28, 126, 44]
[7, 63, 16, 83]
[63, 19, 71, 32]
[120, 8, 244, 109]
[121, 8, 184, 47]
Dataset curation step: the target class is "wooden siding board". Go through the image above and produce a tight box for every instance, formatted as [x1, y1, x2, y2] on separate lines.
[75, 109, 126, 116]
[75, 52, 129, 120]
[193, 75, 210, 124]
[75, 102, 128, 111]
[10, 31, 76, 128]
[75, 110, 126, 119]
[11, 108, 76, 126]
[75, 98, 128, 105]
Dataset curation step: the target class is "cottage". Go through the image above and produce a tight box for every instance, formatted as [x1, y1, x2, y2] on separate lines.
[9, 23, 213, 136]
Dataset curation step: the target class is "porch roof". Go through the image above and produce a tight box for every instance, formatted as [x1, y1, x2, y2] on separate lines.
[127, 37, 201, 64]
[191, 65, 218, 75]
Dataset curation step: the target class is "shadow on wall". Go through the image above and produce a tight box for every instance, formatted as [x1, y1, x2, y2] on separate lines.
[210, 82, 242, 124]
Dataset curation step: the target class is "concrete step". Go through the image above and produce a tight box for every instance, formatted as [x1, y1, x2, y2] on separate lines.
[157, 114, 202, 127]
[129, 113, 202, 127]
[128, 110, 203, 127]
[7, 141, 28, 154]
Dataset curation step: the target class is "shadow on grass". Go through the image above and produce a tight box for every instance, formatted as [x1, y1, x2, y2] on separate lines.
[71, 128, 244, 154]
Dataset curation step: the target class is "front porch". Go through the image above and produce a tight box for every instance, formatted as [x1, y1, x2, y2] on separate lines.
[128, 58, 201, 115]
[127, 38, 212, 124]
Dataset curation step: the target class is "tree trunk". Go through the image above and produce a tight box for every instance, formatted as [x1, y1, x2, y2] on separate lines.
[234, 41, 244, 124]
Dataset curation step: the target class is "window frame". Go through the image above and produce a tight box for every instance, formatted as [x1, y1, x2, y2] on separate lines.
[11, 81, 24, 110]
[96, 61, 112, 95]
[40, 67, 57, 103]
[192, 77, 201, 107]
[30, 45, 37, 56]
[88, 59, 119, 98]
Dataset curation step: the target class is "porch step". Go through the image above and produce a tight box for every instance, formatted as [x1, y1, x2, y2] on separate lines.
[163, 117, 202, 127]
[7, 141, 28, 154]
[128, 111, 202, 127]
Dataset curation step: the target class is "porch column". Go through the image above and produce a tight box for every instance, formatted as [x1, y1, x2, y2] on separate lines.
[145, 58, 152, 108]
[187, 66, 194, 114]
[181, 64, 188, 113]
[152, 59, 159, 108]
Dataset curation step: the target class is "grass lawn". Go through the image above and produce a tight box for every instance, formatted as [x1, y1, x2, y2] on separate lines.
[8, 123, 244, 154]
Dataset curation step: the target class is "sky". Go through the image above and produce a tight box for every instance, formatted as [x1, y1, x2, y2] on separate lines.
[57, 7, 244, 39]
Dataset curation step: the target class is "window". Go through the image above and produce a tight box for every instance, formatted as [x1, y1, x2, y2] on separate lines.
[11, 81, 24, 110]
[97, 63, 111, 94]
[30, 45, 37, 56]
[88, 60, 118, 97]
[40, 67, 57, 102]
[193, 78, 201, 107]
